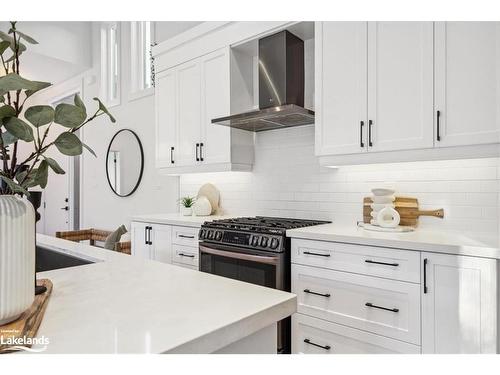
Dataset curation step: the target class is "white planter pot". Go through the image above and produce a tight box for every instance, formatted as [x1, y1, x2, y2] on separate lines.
[0, 195, 35, 325]
[181, 207, 192, 216]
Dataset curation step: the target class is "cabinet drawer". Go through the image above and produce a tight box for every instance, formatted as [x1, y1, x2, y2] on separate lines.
[292, 313, 420, 354]
[291, 239, 420, 283]
[292, 264, 421, 345]
[172, 226, 199, 247]
[172, 244, 199, 269]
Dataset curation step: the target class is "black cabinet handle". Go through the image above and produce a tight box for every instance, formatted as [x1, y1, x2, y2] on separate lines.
[178, 253, 195, 258]
[303, 339, 331, 351]
[365, 302, 399, 313]
[304, 289, 331, 298]
[144, 226, 148, 245]
[199, 142, 204, 161]
[195, 143, 200, 161]
[368, 120, 373, 147]
[365, 259, 399, 267]
[436, 110, 441, 141]
[423, 258, 428, 294]
[170, 146, 175, 164]
[178, 234, 195, 239]
[148, 226, 153, 245]
[360, 121, 365, 147]
[303, 251, 330, 258]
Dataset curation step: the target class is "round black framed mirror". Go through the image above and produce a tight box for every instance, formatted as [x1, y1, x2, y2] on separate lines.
[106, 129, 144, 197]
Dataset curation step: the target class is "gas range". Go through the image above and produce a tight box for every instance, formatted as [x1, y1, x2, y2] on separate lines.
[199, 216, 330, 253]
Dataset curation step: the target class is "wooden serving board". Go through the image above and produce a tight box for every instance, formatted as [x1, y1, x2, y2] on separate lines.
[363, 196, 444, 227]
[0, 279, 53, 354]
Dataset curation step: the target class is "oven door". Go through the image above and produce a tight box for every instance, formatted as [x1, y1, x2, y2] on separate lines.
[199, 242, 284, 290]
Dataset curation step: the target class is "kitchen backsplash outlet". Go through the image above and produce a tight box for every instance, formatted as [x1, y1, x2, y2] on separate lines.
[180, 125, 499, 245]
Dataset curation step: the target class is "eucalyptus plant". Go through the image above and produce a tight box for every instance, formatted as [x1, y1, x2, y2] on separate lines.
[0, 21, 115, 196]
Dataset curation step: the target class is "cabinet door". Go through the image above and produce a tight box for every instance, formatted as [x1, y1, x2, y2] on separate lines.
[131, 222, 152, 259]
[315, 21, 368, 156]
[155, 68, 177, 167]
[151, 224, 172, 264]
[200, 48, 231, 164]
[435, 22, 500, 147]
[176, 59, 201, 166]
[367, 22, 434, 152]
[421, 252, 497, 353]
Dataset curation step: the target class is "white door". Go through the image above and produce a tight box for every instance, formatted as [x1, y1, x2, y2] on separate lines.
[200, 47, 231, 164]
[421, 252, 497, 353]
[155, 68, 177, 168]
[367, 22, 434, 152]
[434, 22, 500, 147]
[151, 224, 172, 264]
[131, 222, 152, 259]
[176, 59, 201, 167]
[315, 21, 368, 156]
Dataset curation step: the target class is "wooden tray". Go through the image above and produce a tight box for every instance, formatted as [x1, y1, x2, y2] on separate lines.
[363, 196, 444, 227]
[0, 279, 53, 354]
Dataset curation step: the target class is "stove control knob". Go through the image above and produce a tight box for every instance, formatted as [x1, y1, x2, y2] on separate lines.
[251, 236, 260, 247]
[215, 231, 222, 241]
[260, 237, 269, 247]
[199, 230, 205, 239]
[207, 230, 214, 240]
[270, 238, 279, 249]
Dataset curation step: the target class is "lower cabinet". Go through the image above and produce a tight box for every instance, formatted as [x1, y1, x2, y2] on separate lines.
[293, 314, 420, 354]
[131, 221, 200, 270]
[421, 252, 498, 353]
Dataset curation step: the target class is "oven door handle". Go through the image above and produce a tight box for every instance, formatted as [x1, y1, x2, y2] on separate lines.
[199, 245, 279, 265]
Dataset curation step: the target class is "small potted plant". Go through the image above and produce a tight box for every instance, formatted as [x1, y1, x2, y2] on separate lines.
[179, 196, 195, 216]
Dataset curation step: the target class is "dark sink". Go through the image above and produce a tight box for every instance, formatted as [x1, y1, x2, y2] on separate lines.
[36, 246, 95, 273]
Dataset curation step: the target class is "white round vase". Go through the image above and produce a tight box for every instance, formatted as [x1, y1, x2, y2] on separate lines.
[0, 195, 35, 325]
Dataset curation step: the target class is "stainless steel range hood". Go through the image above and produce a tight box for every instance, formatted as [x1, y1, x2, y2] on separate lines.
[212, 30, 314, 132]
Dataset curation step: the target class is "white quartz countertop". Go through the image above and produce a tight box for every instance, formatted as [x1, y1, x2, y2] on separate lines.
[34, 234, 296, 354]
[130, 213, 240, 227]
[287, 224, 500, 260]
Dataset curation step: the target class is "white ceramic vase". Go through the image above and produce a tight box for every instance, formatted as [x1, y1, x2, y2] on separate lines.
[0, 195, 36, 325]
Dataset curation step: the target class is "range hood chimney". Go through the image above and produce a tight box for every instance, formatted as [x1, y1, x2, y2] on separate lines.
[211, 30, 314, 132]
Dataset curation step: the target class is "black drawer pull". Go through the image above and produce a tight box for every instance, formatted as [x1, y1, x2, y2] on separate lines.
[178, 253, 195, 258]
[304, 339, 331, 351]
[360, 120, 365, 147]
[304, 289, 331, 298]
[436, 110, 441, 142]
[365, 259, 399, 267]
[178, 234, 195, 239]
[365, 302, 399, 313]
[303, 251, 330, 258]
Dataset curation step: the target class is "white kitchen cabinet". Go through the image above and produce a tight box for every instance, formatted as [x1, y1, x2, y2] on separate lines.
[315, 21, 368, 156]
[367, 22, 434, 152]
[131, 222, 172, 264]
[131, 221, 153, 259]
[434, 22, 500, 147]
[155, 47, 253, 174]
[421, 252, 498, 354]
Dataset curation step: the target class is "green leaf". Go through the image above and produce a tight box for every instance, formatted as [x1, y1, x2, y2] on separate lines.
[93, 97, 116, 123]
[33, 160, 49, 189]
[43, 156, 65, 174]
[82, 142, 96, 157]
[0, 31, 26, 55]
[54, 132, 82, 156]
[0, 105, 15, 120]
[25, 81, 51, 98]
[15, 169, 28, 184]
[74, 93, 87, 117]
[0, 130, 18, 146]
[0, 175, 29, 195]
[0, 40, 10, 54]
[25, 105, 54, 127]
[54, 103, 86, 128]
[16, 31, 38, 45]
[2, 117, 34, 142]
[0, 73, 38, 92]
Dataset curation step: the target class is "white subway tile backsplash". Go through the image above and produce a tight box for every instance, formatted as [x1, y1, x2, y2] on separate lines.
[180, 126, 500, 241]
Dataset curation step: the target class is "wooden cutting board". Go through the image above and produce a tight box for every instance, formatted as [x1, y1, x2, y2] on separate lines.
[0, 279, 53, 354]
[363, 196, 444, 227]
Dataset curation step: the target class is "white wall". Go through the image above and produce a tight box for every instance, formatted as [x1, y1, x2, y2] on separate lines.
[180, 125, 500, 245]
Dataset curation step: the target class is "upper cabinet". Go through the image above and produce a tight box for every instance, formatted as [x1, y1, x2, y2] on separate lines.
[155, 47, 253, 174]
[434, 22, 500, 147]
[316, 21, 500, 165]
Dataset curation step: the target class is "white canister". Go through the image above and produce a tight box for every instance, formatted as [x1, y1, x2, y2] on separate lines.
[192, 196, 212, 216]
[376, 206, 401, 228]
[0, 195, 35, 325]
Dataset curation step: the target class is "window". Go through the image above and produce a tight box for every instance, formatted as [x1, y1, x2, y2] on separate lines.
[100, 22, 121, 107]
[130, 21, 155, 99]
